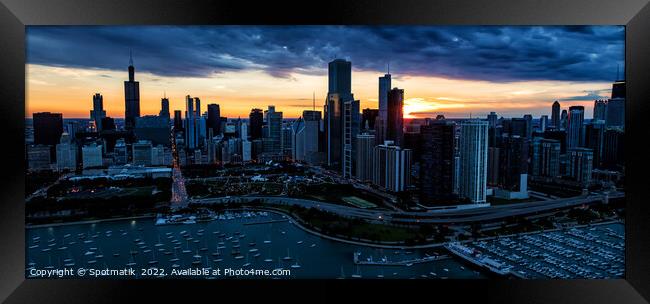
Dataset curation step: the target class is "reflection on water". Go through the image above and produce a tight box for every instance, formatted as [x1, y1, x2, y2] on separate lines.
[26, 211, 485, 279]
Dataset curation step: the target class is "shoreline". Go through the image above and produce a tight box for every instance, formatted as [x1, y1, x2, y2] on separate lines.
[25, 205, 624, 251]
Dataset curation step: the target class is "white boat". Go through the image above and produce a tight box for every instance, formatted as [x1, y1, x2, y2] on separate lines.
[282, 249, 292, 261]
[351, 266, 362, 278]
[291, 259, 301, 269]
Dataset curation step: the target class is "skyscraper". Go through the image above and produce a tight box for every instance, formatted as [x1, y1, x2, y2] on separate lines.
[324, 58, 357, 172]
[603, 128, 624, 170]
[265, 105, 283, 154]
[124, 52, 140, 130]
[82, 143, 103, 168]
[606, 79, 625, 130]
[135, 115, 170, 146]
[90, 93, 106, 132]
[459, 120, 488, 203]
[291, 118, 305, 161]
[27, 145, 51, 171]
[114, 138, 128, 164]
[567, 148, 594, 185]
[531, 138, 561, 177]
[132, 140, 153, 166]
[343, 99, 360, 178]
[249, 108, 264, 140]
[502, 118, 527, 137]
[207, 104, 221, 136]
[160, 96, 170, 119]
[523, 114, 533, 138]
[567, 106, 585, 149]
[539, 115, 549, 133]
[611, 79, 626, 99]
[487, 112, 498, 128]
[497, 135, 529, 192]
[184, 95, 204, 150]
[56, 133, 77, 171]
[361, 108, 379, 131]
[173, 110, 183, 131]
[301, 110, 322, 164]
[33, 111, 63, 161]
[560, 109, 568, 130]
[33, 112, 63, 147]
[585, 120, 605, 168]
[551, 101, 561, 129]
[378, 72, 391, 139]
[355, 133, 375, 181]
[386, 87, 404, 146]
[488, 147, 500, 186]
[593, 99, 607, 121]
[101, 117, 115, 131]
[419, 120, 456, 204]
[328, 59, 352, 100]
[372, 141, 412, 192]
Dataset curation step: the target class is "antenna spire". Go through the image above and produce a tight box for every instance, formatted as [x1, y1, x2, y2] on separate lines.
[312, 91, 315, 111]
[387, 62, 390, 75]
[129, 49, 133, 66]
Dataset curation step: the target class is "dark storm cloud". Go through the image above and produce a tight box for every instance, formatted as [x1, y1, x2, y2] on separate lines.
[26, 25, 624, 82]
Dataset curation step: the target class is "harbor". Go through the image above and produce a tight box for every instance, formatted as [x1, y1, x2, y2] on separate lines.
[26, 210, 482, 279]
[446, 222, 624, 279]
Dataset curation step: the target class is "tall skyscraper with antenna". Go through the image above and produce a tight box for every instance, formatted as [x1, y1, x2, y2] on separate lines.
[124, 50, 140, 130]
[377, 64, 392, 145]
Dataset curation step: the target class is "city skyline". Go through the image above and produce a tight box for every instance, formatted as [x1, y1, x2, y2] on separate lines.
[26, 26, 624, 119]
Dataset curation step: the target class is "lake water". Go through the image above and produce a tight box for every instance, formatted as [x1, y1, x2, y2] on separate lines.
[26, 211, 485, 279]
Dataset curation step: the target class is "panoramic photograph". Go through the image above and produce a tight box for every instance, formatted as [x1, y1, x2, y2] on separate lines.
[24, 25, 625, 279]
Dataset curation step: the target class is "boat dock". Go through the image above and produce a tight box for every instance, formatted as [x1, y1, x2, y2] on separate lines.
[353, 251, 450, 266]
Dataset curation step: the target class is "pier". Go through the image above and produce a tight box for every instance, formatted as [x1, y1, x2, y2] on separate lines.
[353, 251, 451, 266]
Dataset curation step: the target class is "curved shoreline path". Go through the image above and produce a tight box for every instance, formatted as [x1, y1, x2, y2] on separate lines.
[191, 191, 623, 224]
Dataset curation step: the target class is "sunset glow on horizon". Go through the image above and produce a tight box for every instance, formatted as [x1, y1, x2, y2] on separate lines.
[26, 25, 624, 120]
[26, 63, 613, 119]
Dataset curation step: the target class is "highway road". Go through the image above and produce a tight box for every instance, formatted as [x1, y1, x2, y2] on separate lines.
[191, 191, 623, 224]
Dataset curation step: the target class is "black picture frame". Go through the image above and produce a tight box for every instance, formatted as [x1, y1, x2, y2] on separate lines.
[0, 0, 649, 303]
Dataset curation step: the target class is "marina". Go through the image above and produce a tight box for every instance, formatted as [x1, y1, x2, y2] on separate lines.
[26, 210, 482, 279]
[447, 222, 624, 279]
